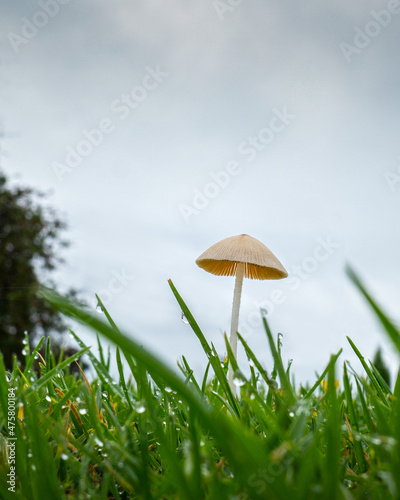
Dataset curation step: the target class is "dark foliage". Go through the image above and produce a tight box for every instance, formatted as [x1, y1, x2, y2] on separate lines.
[373, 347, 391, 387]
[0, 171, 70, 369]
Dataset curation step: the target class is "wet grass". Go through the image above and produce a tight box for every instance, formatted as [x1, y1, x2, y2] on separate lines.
[0, 268, 399, 499]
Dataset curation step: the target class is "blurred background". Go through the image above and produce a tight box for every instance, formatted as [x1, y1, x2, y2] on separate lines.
[1, 0, 399, 384]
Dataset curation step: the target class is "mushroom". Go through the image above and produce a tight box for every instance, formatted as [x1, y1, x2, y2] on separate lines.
[196, 234, 287, 393]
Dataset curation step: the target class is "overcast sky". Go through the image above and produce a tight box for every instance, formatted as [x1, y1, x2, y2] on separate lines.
[1, 0, 400, 385]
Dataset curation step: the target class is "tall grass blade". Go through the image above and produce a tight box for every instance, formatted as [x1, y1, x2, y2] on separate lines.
[343, 361, 367, 473]
[347, 266, 400, 354]
[262, 315, 295, 405]
[347, 336, 388, 403]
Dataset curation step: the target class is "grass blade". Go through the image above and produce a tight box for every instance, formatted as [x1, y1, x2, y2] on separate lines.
[263, 315, 295, 405]
[347, 266, 400, 354]
[347, 336, 388, 404]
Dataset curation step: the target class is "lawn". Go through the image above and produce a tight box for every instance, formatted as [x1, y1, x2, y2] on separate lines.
[0, 268, 399, 499]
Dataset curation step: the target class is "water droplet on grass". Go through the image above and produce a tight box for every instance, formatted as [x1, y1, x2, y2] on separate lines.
[233, 371, 246, 387]
[94, 438, 104, 447]
[60, 453, 68, 461]
[96, 305, 104, 314]
[136, 403, 146, 414]
[289, 411, 295, 417]
[181, 312, 189, 324]
[79, 408, 88, 415]
[45, 395, 51, 402]
[371, 437, 382, 445]
[165, 387, 172, 393]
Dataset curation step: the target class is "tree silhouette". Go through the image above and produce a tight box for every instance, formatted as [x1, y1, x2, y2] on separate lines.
[0, 170, 70, 369]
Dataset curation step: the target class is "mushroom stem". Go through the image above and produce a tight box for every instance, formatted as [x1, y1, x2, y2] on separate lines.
[229, 262, 245, 394]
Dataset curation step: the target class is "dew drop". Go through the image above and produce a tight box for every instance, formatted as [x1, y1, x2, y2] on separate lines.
[96, 305, 104, 314]
[60, 453, 68, 461]
[94, 438, 104, 447]
[233, 371, 246, 387]
[165, 387, 172, 393]
[79, 408, 88, 415]
[289, 411, 295, 417]
[233, 377, 246, 387]
[136, 404, 146, 414]
[31, 464, 36, 471]
[181, 312, 189, 325]
[45, 395, 51, 402]
[249, 359, 255, 368]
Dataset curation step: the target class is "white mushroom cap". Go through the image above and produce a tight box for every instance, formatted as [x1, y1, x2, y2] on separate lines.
[195, 234, 288, 280]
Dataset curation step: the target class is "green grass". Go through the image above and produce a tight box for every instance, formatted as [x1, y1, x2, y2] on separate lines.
[0, 267, 399, 499]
